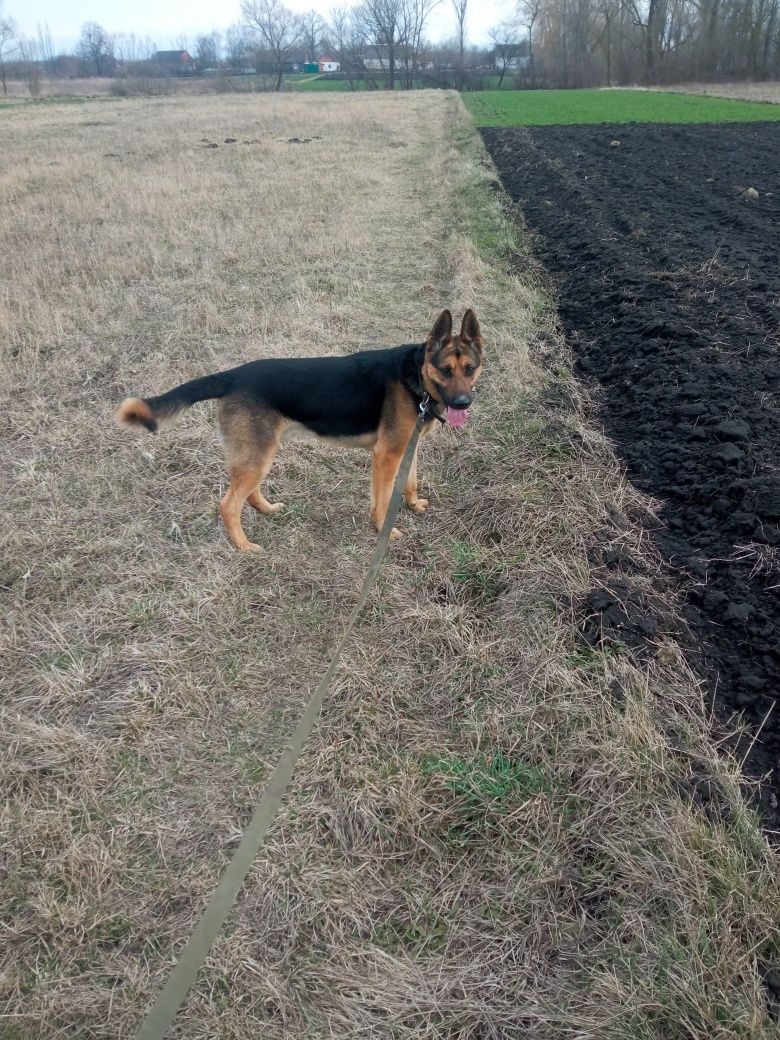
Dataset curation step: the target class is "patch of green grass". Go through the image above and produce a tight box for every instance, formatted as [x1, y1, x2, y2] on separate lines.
[280, 501, 308, 519]
[291, 76, 353, 92]
[451, 540, 504, 602]
[463, 88, 780, 126]
[444, 123, 518, 289]
[452, 170, 513, 257]
[373, 911, 449, 954]
[566, 643, 623, 671]
[291, 74, 511, 93]
[423, 751, 548, 815]
[44, 557, 77, 579]
[95, 916, 132, 945]
[125, 600, 157, 626]
[237, 757, 268, 785]
[290, 76, 429, 92]
[492, 409, 540, 447]
[37, 649, 84, 671]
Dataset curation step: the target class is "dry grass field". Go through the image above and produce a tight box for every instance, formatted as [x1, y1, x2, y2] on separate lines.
[0, 76, 283, 101]
[654, 82, 780, 105]
[1, 77, 199, 99]
[2, 91, 779, 1038]
[1, 77, 118, 98]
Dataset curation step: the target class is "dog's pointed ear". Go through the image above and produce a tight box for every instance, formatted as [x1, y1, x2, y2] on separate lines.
[460, 309, 481, 349]
[427, 309, 452, 351]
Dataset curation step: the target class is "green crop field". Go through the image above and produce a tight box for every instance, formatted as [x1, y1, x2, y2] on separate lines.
[290, 76, 432, 91]
[291, 75, 352, 91]
[463, 88, 780, 126]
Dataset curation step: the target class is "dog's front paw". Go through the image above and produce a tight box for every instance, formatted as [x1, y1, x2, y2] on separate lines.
[406, 497, 428, 513]
[238, 540, 262, 552]
[389, 527, 403, 541]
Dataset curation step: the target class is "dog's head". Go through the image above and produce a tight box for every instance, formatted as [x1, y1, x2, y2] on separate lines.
[422, 309, 483, 427]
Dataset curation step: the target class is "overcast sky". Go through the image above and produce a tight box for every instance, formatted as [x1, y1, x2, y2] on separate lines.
[10, 1, 517, 52]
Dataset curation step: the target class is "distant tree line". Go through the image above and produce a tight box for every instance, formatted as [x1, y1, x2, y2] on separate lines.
[0, 0, 778, 99]
[0, 0, 520, 96]
[523, 0, 780, 85]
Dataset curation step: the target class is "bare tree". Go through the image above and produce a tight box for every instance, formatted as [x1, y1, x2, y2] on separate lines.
[225, 23, 251, 69]
[17, 36, 41, 95]
[194, 31, 220, 71]
[78, 21, 115, 76]
[621, 0, 695, 82]
[329, 5, 368, 86]
[300, 8, 328, 60]
[242, 0, 303, 90]
[357, 0, 406, 88]
[36, 21, 54, 73]
[518, 0, 542, 84]
[329, 4, 353, 55]
[592, 0, 618, 85]
[451, 0, 467, 83]
[488, 17, 527, 85]
[760, 0, 780, 76]
[399, 0, 441, 86]
[113, 32, 155, 66]
[0, 7, 16, 97]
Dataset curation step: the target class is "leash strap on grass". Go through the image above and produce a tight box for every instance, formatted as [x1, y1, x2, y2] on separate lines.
[135, 415, 425, 1040]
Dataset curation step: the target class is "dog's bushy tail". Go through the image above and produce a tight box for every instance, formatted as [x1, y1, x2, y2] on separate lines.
[115, 372, 233, 434]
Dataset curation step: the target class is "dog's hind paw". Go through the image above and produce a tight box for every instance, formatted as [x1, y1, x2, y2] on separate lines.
[389, 527, 403, 541]
[406, 498, 428, 513]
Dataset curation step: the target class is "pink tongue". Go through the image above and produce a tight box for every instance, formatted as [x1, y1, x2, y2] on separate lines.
[447, 407, 470, 429]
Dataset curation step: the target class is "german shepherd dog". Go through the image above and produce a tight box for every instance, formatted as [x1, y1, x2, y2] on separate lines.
[115, 309, 483, 551]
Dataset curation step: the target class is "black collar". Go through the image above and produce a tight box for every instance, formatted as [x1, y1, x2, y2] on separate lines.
[403, 348, 447, 425]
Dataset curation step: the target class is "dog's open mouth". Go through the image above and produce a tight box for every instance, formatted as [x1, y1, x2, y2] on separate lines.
[446, 406, 470, 428]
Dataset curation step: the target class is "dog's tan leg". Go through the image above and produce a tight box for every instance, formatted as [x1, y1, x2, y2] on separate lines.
[246, 443, 284, 516]
[403, 444, 428, 513]
[220, 466, 267, 551]
[221, 438, 283, 551]
[371, 444, 404, 540]
[218, 404, 284, 550]
[246, 489, 284, 515]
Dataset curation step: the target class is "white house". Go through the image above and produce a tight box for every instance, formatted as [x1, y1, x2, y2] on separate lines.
[362, 46, 413, 72]
[318, 57, 340, 73]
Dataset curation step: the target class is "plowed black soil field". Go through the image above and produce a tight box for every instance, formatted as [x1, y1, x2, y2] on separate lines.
[482, 123, 780, 823]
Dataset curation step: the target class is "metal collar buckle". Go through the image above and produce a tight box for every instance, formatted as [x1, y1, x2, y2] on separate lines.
[419, 393, 446, 425]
